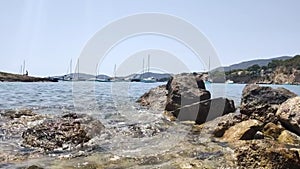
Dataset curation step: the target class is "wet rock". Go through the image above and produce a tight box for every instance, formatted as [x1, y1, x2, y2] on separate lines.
[212, 114, 244, 137]
[118, 121, 168, 138]
[26, 165, 44, 169]
[0, 110, 47, 140]
[136, 85, 167, 111]
[22, 113, 104, 151]
[234, 140, 300, 169]
[240, 84, 296, 123]
[173, 159, 204, 169]
[276, 96, 300, 136]
[1, 109, 37, 119]
[222, 119, 263, 142]
[278, 130, 300, 145]
[192, 113, 240, 137]
[263, 122, 284, 139]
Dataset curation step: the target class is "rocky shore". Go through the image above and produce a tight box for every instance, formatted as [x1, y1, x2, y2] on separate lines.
[0, 71, 58, 82]
[0, 73, 299, 168]
[137, 73, 300, 168]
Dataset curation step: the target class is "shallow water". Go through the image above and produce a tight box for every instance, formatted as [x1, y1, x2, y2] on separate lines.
[0, 82, 299, 168]
[1, 82, 299, 112]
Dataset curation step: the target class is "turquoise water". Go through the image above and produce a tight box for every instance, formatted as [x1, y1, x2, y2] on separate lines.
[0, 82, 299, 113]
[0, 82, 299, 168]
[206, 83, 300, 107]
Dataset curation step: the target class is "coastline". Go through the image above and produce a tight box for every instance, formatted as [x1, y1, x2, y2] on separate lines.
[0, 73, 299, 168]
[0, 71, 58, 82]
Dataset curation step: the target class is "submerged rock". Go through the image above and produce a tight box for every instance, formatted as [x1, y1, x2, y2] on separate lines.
[0, 109, 47, 140]
[240, 84, 296, 123]
[1, 109, 37, 119]
[22, 113, 104, 151]
[276, 96, 300, 136]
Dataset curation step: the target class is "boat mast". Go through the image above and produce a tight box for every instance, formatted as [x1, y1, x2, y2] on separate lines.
[77, 58, 79, 80]
[142, 57, 145, 79]
[70, 59, 72, 75]
[208, 56, 210, 74]
[114, 64, 116, 79]
[148, 54, 150, 73]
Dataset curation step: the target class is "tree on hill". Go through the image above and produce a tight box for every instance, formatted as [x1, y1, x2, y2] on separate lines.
[247, 64, 260, 72]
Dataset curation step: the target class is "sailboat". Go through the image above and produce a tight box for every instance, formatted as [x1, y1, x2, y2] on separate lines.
[109, 64, 117, 82]
[95, 62, 110, 82]
[62, 59, 73, 81]
[141, 54, 156, 83]
[205, 56, 213, 84]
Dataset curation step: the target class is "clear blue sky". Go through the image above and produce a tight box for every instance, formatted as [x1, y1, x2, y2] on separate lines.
[0, 0, 300, 76]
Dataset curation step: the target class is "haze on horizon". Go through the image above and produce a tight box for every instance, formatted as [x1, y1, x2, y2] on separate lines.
[0, 0, 300, 77]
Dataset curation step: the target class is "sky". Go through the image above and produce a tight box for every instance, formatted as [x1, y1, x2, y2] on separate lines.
[0, 0, 300, 76]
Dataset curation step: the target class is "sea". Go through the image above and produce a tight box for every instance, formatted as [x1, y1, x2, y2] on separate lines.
[1, 82, 299, 112]
[0, 82, 299, 168]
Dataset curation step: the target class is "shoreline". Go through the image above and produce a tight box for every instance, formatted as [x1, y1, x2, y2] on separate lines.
[0, 71, 58, 82]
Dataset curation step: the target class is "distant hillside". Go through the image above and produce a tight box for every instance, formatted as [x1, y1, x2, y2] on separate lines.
[214, 56, 292, 72]
[53, 72, 172, 82]
[225, 55, 300, 84]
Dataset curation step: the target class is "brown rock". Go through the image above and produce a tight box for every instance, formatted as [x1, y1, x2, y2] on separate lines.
[240, 84, 296, 123]
[26, 165, 44, 169]
[263, 122, 284, 139]
[137, 85, 167, 111]
[276, 96, 300, 136]
[22, 113, 104, 151]
[164, 73, 235, 124]
[222, 119, 262, 142]
[234, 140, 300, 169]
[165, 74, 211, 115]
[278, 130, 300, 145]
[2, 109, 37, 119]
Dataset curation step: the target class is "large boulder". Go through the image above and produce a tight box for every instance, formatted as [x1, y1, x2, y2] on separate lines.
[240, 84, 297, 123]
[165, 73, 210, 118]
[22, 113, 104, 151]
[164, 73, 235, 124]
[165, 74, 210, 111]
[136, 85, 167, 111]
[176, 97, 236, 124]
[276, 96, 300, 136]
